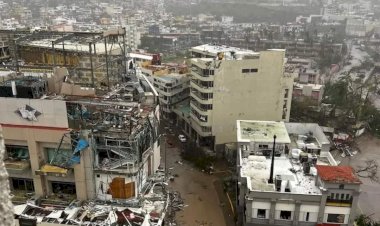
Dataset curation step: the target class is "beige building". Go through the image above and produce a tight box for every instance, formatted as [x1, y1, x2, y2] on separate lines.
[0, 68, 160, 206]
[175, 44, 294, 150]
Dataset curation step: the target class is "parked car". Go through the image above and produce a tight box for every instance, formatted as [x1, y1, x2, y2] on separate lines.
[178, 134, 187, 142]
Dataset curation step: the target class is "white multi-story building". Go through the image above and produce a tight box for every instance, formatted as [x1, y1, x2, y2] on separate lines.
[152, 73, 190, 119]
[236, 120, 361, 226]
[175, 44, 294, 150]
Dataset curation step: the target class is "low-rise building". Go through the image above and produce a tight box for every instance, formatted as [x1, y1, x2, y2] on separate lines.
[293, 83, 325, 103]
[236, 120, 360, 226]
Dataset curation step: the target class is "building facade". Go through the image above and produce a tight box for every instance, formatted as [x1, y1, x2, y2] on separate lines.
[176, 44, 294, 150]
[152, 73, 190, 119]
[0, 67, 160, 206]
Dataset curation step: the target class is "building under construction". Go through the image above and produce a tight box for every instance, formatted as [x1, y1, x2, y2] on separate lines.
[0, 29, 128, 88]
[0, 64, 162, 217]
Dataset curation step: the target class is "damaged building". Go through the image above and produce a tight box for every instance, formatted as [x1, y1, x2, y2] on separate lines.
[0, 66, 161, 210]
[0, 29, 127, 87]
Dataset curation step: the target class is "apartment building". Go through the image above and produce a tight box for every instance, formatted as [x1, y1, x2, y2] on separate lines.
[236, 120, 360, 226]
[0, 67, 160, 206]
[152, 73, 190, 119]
[175, 44, 294, 150]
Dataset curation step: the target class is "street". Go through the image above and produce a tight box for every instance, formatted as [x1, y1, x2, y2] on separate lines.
[161, 125, 235, 226]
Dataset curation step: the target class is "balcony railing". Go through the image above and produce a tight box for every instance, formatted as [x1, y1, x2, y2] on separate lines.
[191, 90, 212, 101]
[326, 198, 353, 207]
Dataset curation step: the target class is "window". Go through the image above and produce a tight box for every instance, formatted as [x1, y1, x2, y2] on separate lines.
[259, 144, 269, 149]
[250, 68, 258, 73]
[330, 193, 335, 199]
[45, 148, 72, 164]
[341, 194, 345, 200]
[280, 211, 292, 220]
[242, 69, 250, 73]
[339, 184, 345, 189]
[306, 212, 310, 221]
[257, 209, 266, 218]
[11, 178, 34, 192]
[346, 194, 350, 200]
[327, 214, 345, 223]
[5, 145, 29, 160]
[284, 89, 289, 98]
[51, 181, 76, 195]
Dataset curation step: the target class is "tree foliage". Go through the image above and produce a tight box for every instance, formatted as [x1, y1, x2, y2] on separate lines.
[356, 214, 380, 226]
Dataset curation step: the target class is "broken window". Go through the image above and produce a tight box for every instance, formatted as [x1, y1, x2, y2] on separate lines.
[51, 181, 76, 195]
[45, 148, 72, 164]
[257, 209, 266, 218]
[327, 214, 345, 223]
[280, 211, 292, 220]
[11, 178, 34, 192]
[5, 145, 29, 160]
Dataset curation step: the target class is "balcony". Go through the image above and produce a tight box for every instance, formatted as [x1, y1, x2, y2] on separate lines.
[190, 100, 211, 114]
[190, 90, 213, 105]
[191, 79, 213, 93]
[191, 70, 214, 82]
[190, 118, 212, 137]
[190, 112, 211, 127]
[326, 198, 353, 207]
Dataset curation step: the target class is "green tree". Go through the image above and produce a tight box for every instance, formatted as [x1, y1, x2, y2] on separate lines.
[356, 214, 380, 226]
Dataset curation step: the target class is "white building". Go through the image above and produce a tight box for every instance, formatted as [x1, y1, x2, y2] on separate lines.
[152, 73, 190, 119]
[236, 120, 361, 226]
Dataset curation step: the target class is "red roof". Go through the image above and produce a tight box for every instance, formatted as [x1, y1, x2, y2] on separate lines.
[316, 165, 362, 184]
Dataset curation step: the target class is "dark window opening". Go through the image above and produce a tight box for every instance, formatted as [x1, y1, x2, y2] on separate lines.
[257, 209, 266, 218]
[12, 178, 34, 192]
[250, 68, 258, 73]
[51, 181, 76, 195]
[242, 69, 250, 73]
[306, 212, 310, 221]
[339, 184, 344, 189]
[346, 194, 350, 200]
[5, 145, 29, 160]
[327, 214, 345, 223]
[284, 89, 289, 98]
[341, 193, 345, 199]
[280, 211, 292, 220]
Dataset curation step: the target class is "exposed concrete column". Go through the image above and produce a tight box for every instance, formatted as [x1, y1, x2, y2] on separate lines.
[82, 131, 96, 199]
[245, 200, 252, 223]
[317, 190, 328, 224]
[269, 198, 276, 224]
[348, 190, 360, 226]
[293, 201, 301, 226]
[0, 126, 15, 226]
[27, 130, 45, 196]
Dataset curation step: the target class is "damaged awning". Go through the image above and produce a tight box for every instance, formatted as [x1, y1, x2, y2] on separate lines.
[35, 164, 69, 177]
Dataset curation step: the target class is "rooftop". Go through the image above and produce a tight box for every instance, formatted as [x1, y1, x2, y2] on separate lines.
[316, 165, 362, 184]
[240, 154, 327, 194]
[237, 120, 291, 144]
[191, 44, 259, 60]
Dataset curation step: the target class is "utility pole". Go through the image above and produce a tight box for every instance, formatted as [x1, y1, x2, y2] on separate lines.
[104, 37, 110, 91]
[268, 135, 277, 184]
[89, 42, 95, 88]
[162, 133, 167, 181]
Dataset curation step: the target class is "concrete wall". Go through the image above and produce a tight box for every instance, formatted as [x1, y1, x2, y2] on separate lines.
[0, 98, 69, 128]
[0, 98, 92, 200]
[211, 50, 294, 146]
